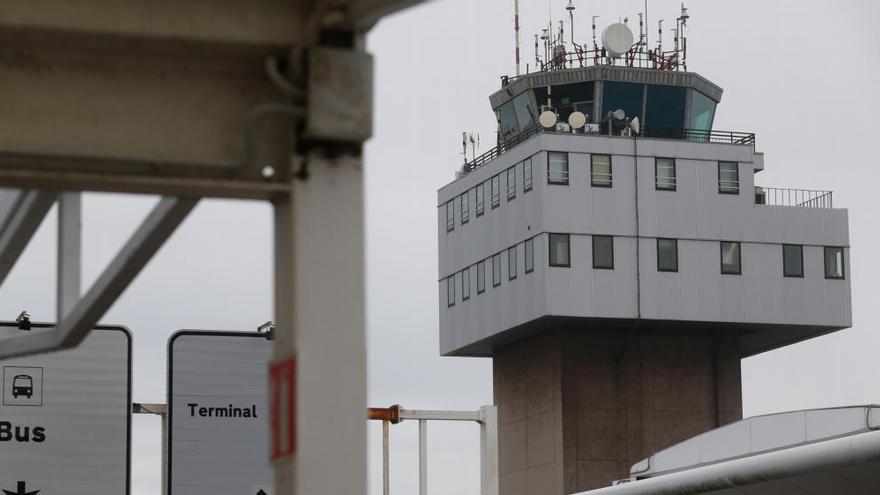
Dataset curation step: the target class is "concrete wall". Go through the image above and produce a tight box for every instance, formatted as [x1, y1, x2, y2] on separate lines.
[494, 328, 742, 494]
[438, 133, 851, 356]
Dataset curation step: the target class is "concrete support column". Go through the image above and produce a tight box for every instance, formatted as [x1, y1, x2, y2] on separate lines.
[494, 327, 743, 495]
[274, 152, 367, 495]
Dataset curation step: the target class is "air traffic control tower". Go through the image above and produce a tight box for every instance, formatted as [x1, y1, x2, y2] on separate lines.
[437, 5, 851, 494]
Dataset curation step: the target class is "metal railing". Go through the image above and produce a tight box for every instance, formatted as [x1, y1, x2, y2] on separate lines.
[461, 125, 756, 177]
[755, 187, 834, 208]
[369, 405, 499, 495]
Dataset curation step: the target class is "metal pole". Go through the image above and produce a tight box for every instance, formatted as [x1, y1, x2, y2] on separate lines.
[419, 419, 427, 495]
[383, 420, 391, 495]
[57, 192, 81, 321]
[161, 412, 168, 495]
[479, 406, 499, 495]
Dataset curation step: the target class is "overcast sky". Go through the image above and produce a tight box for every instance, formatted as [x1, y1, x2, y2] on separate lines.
[1, 1, 878, 494]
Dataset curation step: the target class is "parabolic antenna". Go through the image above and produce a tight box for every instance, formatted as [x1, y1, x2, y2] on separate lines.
[568, 111, 587, 129]
[539, 110, 558, 129]
[602, 23, 635, 58]
[611, 108, 626, 120]
[630, 116, 641, 135]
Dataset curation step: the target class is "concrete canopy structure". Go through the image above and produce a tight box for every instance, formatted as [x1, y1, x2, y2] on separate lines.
[579, 406, 880, 494]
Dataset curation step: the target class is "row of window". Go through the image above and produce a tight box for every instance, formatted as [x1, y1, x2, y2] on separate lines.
[547, 151, 742, 194]
[446, 154, 743, 233]
[446, 238, 536, 307]
[549, 234, 845, 279]
[447, 237, 847, 306]
[445, 156, 535, 232]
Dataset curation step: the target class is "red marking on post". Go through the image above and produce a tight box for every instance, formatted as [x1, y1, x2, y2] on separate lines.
[270, 356, 296, 461]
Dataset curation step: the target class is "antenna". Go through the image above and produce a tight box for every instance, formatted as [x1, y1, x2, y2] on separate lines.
[657, 19, 664, 52]
[514, 0, 522, 76]
[645, 0, 650, 48]
[567, 0, 576, 44]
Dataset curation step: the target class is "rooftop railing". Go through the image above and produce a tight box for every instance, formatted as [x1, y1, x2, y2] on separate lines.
[461, 124, 756, 176]
[755, 187, 834, 209]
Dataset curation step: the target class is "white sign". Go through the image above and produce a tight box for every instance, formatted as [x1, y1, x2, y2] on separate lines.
[168, 331, 273, 495]
[0, 324, 131, 495]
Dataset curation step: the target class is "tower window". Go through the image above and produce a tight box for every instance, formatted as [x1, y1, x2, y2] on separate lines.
[721, 241, 742, 274]
[460, 191, 469, 225]
[492, 254, 502, 287]
[548, 152, 569, 185]
[523, 157, 533, 192]
[491, 175, 501, 208]
[477, 261, 486, 294]
[591, 154, 612, 187]
[445, 201, 454, 232]
[446, 275, 455, 307]
[461, 268, 470, 301]
[507, 166, 517, 200]
[549, 234, 570, 267]
[656, 158, 677, 191]
[718, 162, 740, 194]
[508, 246, 517, 280]
[657, 238, 678, 272]
[476, 183, 485, 216]
[592, 235, 614, 269]
[783, 245, 803, 278]
[824, 247, 845, 279]
[525, 238, 535, 273]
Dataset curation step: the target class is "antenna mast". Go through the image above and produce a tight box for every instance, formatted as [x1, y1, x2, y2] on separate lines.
[514, 0, 522, 76]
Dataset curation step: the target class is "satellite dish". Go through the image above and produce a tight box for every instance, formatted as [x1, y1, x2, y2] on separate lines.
[602, 23, 635, 58]
[630, 116, 641, 135]
[539, 110, 558, 129]
[611, 109, 626, 120]
[568, 111, 587, 129]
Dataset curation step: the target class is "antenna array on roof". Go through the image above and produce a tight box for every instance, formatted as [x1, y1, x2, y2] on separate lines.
[519, 1, 691, 77]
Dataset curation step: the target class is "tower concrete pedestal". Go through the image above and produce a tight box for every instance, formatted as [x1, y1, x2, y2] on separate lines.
[494, 326, 742, 494]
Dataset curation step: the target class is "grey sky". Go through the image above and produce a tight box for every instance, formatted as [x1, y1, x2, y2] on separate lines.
[0, 1, 878, 494]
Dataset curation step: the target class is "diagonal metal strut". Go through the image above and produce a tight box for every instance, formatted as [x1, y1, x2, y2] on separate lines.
[0, 189, 57, 286]
[0, 196, 198, 359]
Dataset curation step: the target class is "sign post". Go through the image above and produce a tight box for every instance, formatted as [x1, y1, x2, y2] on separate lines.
[167, 330, 274, 495]
[0, 324, 132, 495]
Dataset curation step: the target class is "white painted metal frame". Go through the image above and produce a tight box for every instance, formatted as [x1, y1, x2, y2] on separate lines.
[0, 196, 198, 359]
[377, 406, 499, 495]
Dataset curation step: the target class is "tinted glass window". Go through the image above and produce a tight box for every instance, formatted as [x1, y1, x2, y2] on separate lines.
[646, 85, 686, 133]
[477, 261, 486, 294]
[525, 238, 534, 273]
[476, 183, 485, 215]
[657, 239, 678, 272]
[548, 152, 569, 184]
[498, 100, 519, 139]
[447, 276, 455, 307]
[656, 158, 676, 190]
[592, 236, 614, 269]
[523, 158, 533, 192]
[508, 246, 517, 280]
[719, 162, 739, 194]
[602, 82, 644, 122]
[535, 82, 595, 123]
[549, 234, 570, 267]
[460, 191, 469, 224]
[591, 154, 612, 187]
[492, 254, 502, 287]
[446, 201, 454, 232]
[824, 247, 845, 279]
[507, 167, 516, 200]
[721, 242, 741, 274]
[491, 176, 501, 207]
[689, 90, 717, 132]
[461, 268, 470, 300]
[783, 245, 803, 277]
